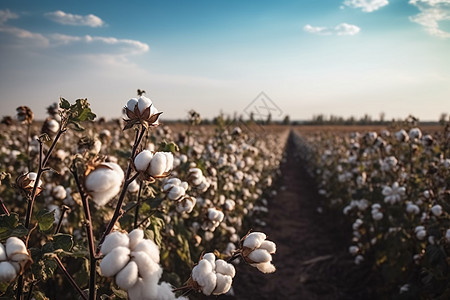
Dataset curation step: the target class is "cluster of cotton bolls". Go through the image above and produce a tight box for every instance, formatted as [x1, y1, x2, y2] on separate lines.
[201, 207, 224, 232]
[0, 237, 32, 282]
[99, 229, 186, 300]
[162, 178, 197, 213]
[134, 150, 174, 179]
[189, 252, 235, 296]
[291, 122, 450, 297]
[187, 167, 210, 193]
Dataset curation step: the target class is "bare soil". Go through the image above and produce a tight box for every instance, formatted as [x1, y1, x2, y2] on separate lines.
[227, 131, 379, 300]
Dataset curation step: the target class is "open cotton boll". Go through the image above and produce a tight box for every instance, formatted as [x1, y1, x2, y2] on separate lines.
[248, 249, 272, 263]
[5, 237, 29, 262]
[85, 162, 124, 206]
[115, 261, 139, 290]
[431, 205, 443, 216]
[199, 272, 217, 296]
[149, 152, 168, 177]
[26, 172, 42, 189]
[134, 150, 153, 172]
[0, 261, 17, 282]
[128, 229, 144, 250]
[259, 240, 276, 254]
[141, 276, 160, 300]
[130, 251, 161, 279]
[133, 239, 160, 263]
[0, 243, 7, 261]
[215, 259, 235, 278]
[254, 261, 276, 273]
[126, 98, 138, 111]
[168, 185, 185, 201]
[156, 281, 183, 300]
[99, 246, 130, 277]
[137, 96, 152, 113]
[243, 232, 266, 249]
[101, 231, 129, 256]
[163, 152, 174, 173]
[212, 273, 233, 295]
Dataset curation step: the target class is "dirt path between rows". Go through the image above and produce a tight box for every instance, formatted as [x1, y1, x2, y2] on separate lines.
[229, 131, 377, 300]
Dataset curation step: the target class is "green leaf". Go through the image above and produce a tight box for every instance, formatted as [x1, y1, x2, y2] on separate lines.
[36, 209, 55, 232]
[10, 225, 28, 238]
[78, 108, 96, 122]
[59, 97, 71, 109]
[0, 213, 19, 228]
[0, 213, 27, 240]
[53, 234, 73, 252]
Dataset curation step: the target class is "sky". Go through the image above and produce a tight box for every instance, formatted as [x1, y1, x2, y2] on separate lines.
[0, 0, 449, 122]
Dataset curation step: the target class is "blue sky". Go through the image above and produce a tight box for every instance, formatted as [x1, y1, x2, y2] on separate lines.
[0, 0, 449, 121]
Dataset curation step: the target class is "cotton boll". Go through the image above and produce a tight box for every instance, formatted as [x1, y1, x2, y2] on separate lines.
[128, 277, 144, 300]
[163, 152, 174, 173]
[168, 185, 185, 201]
[85, 162, 124, 206]
[5, 237, 29, 262]
[130, 251, 161, 279]
[0, 243, 6, 261]
[126, 98, 138, 111]
[243, 232, 266, 249]
[52, 185, 67, 200]
[127, 180, 140, 194]
[149, 152, 167, 177]
[128, 229, 144, 250]
[431, 205, 443, 216]
[99, 247, 130, 277]
[115, 261, 139, 290]
[0, 261, 17, 282]
[254, 262, 276, 273]
[133, 239, 160, 263]
[134, 150, 153, 172]
[101, 231, 129, 256]
[212, 273, 233, 295]
[215, 260, 235, 278]
[259, 241, 276, 254]
[200, 272, 217, 296]
[248, 249, 271, 263]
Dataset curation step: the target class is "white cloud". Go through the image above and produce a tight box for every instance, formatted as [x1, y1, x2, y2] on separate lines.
[409, 0, 450, 38]
[304, 23, 361, 36]
[0, 9, 18, 24]
[45, 10, 105, 27]
[335, 23, 361, 35]
[343, 0, 389, 12]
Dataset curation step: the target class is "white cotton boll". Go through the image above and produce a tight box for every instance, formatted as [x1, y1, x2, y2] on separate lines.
[128, 277, 144, 300]
[248, 249, 271, 263]
[128, 229, 144, 250]
[133, 239, 160, 263]
[115, 261, 139, 290]
[349, 246, 359, 255]
[5, 237, 28, 262]
[128, 180, 140, 194]
[259, 241, 276, 254]
[0, 243, 7, 261]
[373, 212, 383, 221]
[134, 150, 153, 172]
[254, 262, 276, 273]
[149, 152, 167, 177]
[101, 231, 129, 256]
[168, 185, 185, 200]
[137, 96, 152, 113]
[99, 247, 130, 277]
[0, 261, 17, 282]
[26, 172, 42, 189]
[215, 260, 235, 278]
[446, 229, 450, 243]
[52, 185, 67, 200]
[131, 251, 161, 279]
[47, 119, 60, 133]
[127, 98, 138, 111]
[243, 232, 266, 249]
[431, 205, 443, 216]
[85, 162, 124, 206]
[354, 255, 364, 265]
[212, 273, 233, 295]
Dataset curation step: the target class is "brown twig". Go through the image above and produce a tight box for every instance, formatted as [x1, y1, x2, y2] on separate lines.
[54, 205, 70, 234]
[54, 255, 88, 300]
[0, 197, 10, 215]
